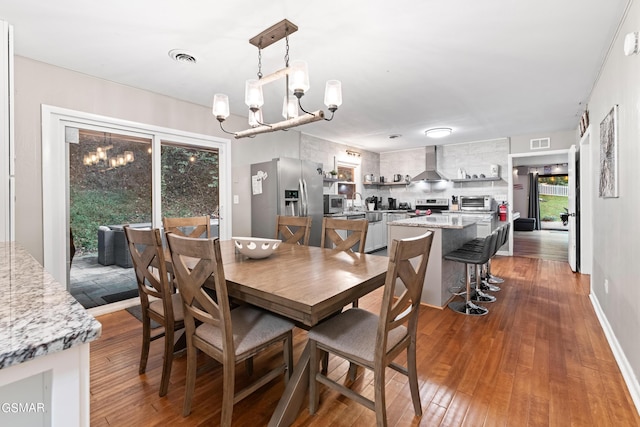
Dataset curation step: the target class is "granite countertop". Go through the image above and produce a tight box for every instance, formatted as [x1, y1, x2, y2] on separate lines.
[387, 213, 480, 229]
[0, 242, 102, 369]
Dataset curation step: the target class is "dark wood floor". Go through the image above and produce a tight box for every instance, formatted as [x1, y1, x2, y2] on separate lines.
[90, 256, 639, 426]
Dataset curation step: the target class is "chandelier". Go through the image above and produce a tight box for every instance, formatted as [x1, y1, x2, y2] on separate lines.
[212, 19, 342, 139]
[82, 133, 135, 169]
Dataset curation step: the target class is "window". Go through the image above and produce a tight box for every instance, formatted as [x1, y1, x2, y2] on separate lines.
[337, 165, 355, 198]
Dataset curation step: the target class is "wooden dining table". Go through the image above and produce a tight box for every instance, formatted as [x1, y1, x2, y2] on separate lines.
[167, 239, 389, 426]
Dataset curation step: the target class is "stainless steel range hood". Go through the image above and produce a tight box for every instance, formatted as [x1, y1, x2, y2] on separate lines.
[411, 146, 448, 182]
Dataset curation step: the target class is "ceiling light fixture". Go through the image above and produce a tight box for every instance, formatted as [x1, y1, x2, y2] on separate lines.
[212, 19, 342, 139]
[624, 32, 639, 56]
[425, 128, 452, 138]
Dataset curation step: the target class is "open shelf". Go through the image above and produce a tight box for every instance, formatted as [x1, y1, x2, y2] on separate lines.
[450, 177, 501, 183]
[364, 182, 409, 187]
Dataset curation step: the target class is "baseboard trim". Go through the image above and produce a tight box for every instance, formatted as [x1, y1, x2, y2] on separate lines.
[590, 292, 640, 415]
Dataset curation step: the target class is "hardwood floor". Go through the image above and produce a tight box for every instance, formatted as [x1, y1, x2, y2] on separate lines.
[513, 230, 568, 262]
[90, 256, 639, 426]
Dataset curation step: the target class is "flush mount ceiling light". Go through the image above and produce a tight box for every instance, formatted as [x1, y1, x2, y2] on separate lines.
[213, 19, 342, 139]
[425, 128, 452, 138]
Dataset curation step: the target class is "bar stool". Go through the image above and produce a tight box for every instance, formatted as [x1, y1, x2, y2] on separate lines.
[487, 223, 509, 284]
[460, 226, 504, 293]
[444, 231, 498, 316]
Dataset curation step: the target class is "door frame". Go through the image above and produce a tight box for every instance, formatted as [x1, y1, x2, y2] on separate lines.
[42, 105, 231, 286]
[507, 148, 570, 257]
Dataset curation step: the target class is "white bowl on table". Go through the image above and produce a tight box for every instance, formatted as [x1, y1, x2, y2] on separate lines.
[232, 237, 281, 259]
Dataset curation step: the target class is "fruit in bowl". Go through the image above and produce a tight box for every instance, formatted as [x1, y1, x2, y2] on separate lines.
[232, 237, 281, 259]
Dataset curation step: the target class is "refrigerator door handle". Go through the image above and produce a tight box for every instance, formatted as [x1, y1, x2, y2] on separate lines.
[298, 178, 305, 216]
[302, 178, 309, 217]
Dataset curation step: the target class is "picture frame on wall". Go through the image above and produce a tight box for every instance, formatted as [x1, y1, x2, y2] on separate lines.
[599, 105, 618, 198]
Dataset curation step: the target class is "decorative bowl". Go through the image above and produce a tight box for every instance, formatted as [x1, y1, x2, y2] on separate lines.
[232, 237, 281, 259]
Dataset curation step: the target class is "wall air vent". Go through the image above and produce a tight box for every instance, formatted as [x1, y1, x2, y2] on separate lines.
[530, 137, 550, 150]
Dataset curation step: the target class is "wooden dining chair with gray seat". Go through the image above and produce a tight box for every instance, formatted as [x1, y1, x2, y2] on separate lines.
[166, 233, 295, 426]
[162, 215, 211, 238]
[123, 226, 185, 397]
[308, 231, 434, 427]
[275, 215, 312, 245]
[320, 217, 368, 254]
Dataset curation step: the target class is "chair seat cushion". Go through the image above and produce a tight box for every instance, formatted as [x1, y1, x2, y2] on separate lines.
[308, 308, 407, 364]
[195, 305, 294, 356]
[149, 293, 185, 322]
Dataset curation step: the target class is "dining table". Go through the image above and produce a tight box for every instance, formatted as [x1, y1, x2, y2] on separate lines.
[167, 239, 389, 426]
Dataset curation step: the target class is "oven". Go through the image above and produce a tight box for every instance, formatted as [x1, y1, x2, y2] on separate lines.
[409, 198, 450, 216]
[459, 196, 494, 211]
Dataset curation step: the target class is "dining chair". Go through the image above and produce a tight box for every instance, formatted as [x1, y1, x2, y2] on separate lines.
[162, 215, 211, 238]
[321, 216, 369, 311]
[166, 233, 295, 425]
[123, 226, 184, 397]
[308, 231, 434, 427]
[275, 215, 312, 245]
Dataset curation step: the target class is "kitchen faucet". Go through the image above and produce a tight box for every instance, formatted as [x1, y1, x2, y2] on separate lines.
[351, 192, 363, 211]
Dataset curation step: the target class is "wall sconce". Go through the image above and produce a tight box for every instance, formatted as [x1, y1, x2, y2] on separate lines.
[346, 149, 361, 157]
[624, 32, 639, 56]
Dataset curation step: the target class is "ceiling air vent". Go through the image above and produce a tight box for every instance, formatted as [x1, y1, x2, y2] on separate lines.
[168, 49, 197, 64]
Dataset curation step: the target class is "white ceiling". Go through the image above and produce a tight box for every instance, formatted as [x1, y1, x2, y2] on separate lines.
[0, 0, 629, 152]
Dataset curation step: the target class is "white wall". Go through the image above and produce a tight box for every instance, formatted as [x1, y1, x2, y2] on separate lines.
[14, 56, 248, 262]
[587, 0, 640, 402]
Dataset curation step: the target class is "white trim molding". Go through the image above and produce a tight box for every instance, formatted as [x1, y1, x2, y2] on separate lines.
[590, 292, 640, 414]
[42, 105, 231, 287]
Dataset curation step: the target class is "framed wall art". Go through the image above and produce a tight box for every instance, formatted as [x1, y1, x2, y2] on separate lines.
[599, 105, 618, 198]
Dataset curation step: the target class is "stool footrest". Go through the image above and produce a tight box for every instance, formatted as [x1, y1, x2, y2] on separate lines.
[448, 300, 489, 316]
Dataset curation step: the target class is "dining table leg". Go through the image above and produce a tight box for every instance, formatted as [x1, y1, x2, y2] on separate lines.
[268, 341, 311, 427]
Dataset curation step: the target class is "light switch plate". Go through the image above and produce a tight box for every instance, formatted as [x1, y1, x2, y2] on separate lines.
[233, 195, 239, 204]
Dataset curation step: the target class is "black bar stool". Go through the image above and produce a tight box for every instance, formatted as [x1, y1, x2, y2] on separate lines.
[487, 223, 509, 284]
[444, 231, 498, 316]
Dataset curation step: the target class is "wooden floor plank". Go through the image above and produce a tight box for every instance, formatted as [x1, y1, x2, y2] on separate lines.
[89, 256, 640, 426]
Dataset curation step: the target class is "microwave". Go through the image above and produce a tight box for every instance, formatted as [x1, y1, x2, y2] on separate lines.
[459, 195, 494, 211]
[324, 194, 346, 214]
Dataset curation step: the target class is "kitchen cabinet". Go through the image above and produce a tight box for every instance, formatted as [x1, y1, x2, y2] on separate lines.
[365, 220, 385, 253]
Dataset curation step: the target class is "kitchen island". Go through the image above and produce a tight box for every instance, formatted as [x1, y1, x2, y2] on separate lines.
[388, 214, 479, 307]
[0, 242, 102, 427]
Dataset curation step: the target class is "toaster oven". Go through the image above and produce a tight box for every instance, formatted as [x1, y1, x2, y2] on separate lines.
[459, 196, 494, 211]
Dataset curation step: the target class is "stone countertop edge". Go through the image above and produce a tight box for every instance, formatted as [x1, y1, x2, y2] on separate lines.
[0, 242, 102, 369]
[387, 215, 479, 229]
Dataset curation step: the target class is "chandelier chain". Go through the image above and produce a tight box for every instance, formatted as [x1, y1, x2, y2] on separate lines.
[257, 45, 263, 79]
[284, 31, 290, 67]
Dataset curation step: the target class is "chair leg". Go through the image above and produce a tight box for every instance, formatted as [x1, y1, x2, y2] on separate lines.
[321, 351, 329, 374]
[309, 340, 320, 415]
[139, 311, 151, 374]
[407, 340, 422, 416]
[221, 359, 235, 426]
[182, 346, 197, 417]
[284, 331, 293, 381]
[374, 363, 388, 427]
[347, 362, 358, 382]
[159, 325, 174, 396]
[245, 358, 254, 376]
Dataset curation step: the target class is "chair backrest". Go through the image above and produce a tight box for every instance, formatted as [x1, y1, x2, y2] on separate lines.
[163, 215, 211, 238]
[320, 217, 369, 253]
[276, 215, 312, 245]
[166, 234, 233, 357]
[123, 226, 175, 317]
[377, 231, 434, 361]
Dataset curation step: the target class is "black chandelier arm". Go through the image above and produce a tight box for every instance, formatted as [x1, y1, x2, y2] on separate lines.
[324, 110, 336, 121]
[296, 97, 317, 117]
[218, 120, 237, 136]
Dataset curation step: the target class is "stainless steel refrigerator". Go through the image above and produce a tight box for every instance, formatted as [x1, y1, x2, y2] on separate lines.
[251, 157, 324, 247]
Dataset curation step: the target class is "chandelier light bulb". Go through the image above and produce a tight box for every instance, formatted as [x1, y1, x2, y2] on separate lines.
[110, 158, 118, 168]
[248, 109, 264, 128]
[124, 151, 134, 163]
[245, 79, 264, 111]
[288, 60, 310, 96]
[324, 80, 342, 112]
[212, 94, 230, 120]
[282, 96, 299, 119]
